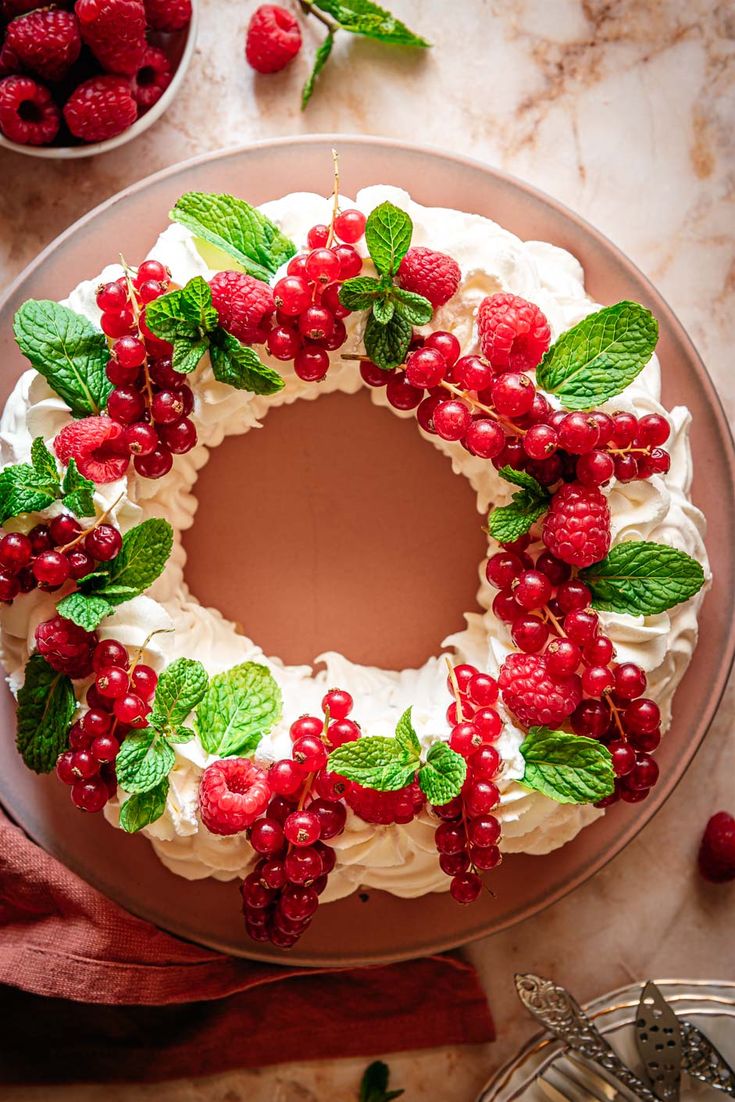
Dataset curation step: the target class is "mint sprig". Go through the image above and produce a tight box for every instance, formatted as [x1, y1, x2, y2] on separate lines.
[418, 740, 467, 805]
[0, 438, 95, 524]
[119, 777, 169, 833]
[116, 728, 176, 795]
[195, 662, 281, 758]
[301, 29, 335, 109]
[536, 302, 658, 410]
[488, 465, 551, 544]
[209, 329, 285, 395]
[579, 540, 705, 615]
[170, 192, 296, 282]
[520, 726, 615, 804]
[16, 655, 76, 774]
[360, 1060, 404, 1102]
[148, 657, 208, 741]
[13, 300, 112, 417]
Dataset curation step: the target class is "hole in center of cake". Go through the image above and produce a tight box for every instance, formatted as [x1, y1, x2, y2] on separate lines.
[183, 388, 488, 670]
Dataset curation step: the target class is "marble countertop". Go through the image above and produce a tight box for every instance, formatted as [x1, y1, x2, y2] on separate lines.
[1, 1, 734, 1099]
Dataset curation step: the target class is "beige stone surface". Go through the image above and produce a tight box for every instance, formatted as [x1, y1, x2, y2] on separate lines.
[1, 0, 734, 1098]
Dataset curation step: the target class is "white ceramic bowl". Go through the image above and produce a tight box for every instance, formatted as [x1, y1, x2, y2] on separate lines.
[0, 1, 198, 159]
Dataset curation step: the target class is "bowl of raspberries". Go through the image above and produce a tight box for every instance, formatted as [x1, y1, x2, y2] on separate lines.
[0, 0, 196, 156]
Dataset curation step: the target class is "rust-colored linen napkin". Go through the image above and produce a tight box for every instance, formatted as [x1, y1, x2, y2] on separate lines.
[0, 807, 494, 1083]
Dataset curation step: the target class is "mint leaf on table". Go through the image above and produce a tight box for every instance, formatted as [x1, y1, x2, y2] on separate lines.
[301, 28, 335, 108]
[16, 655, 76, 774]
[579, 540, 705, 615]
[149, 657, 209, 736]
[338, 276, 384, 311]
[195, 662, 282, 757]
[328, 735, 418, 791]
[390, 286, 432, 325]
[520, 726, 615, 804]
[488, 465, 550, 544]
[13, 300, 111, 417]
[394, 707, 421, 758]
[116, 728, 176, 795]
[418, 741, 467, 805]
[364, 201, 413, 277]
[119, 777, 169, 833]
[170, 192, 296, 283]
[364, 310, 412, 371]
[536, 301, 658, 411]
[209, 329, 285, 395]
[314, 0, 428, 47]
[359, 1059, 404, 1102]
[61, 459, 95, 517]
[0, 437, 60, 523]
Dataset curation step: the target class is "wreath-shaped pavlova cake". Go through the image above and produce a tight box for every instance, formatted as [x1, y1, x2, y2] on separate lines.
[0, 158, 708, 949]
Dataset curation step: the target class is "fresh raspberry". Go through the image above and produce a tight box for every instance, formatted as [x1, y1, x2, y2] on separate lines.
[74, 0, 146, 76]
[35, 616, 98, 679]
[0, 75, 60, 145]
[477, 293, 551, 372]
[698, 811, 735, 883]
[542, 481, 611, 569]
[208, 270, 276, 344]
[63, 75, 137, 142]
[199, 758, 271, 835]
[397, 246, 461, 309]
[245, 4, 302, 75]
[143, 0, 191, 30]
[0, 39, 22, 77]
[130, 47, 172, 109]
[499, 653, 582, 729]
[6, 9, 82, 82]
[54, 415, 130, 483]
[346, 780, 425, 825]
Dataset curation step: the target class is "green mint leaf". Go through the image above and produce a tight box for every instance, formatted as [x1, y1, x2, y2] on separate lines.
[359, 1060, 405, 1102]
[339, 276, 384, 311]
[119, 777, 169, 833]
[172, 336, 210, 375]
[13, 300, 111, 417]
[61, 459, 95, 517]
[56, 591, 114, 632]
[149, 658, 209, 733]
[488, 495, 548, 543]
[418, 741, 467, 805]
[167, 724, 195, 744]
[0, 442, 61, 524]
[301, 28, 335, 108]
[170, 192, 296, 282]
[497, 465, 548, 497]
[314, 0, 428, 46]
[536, 301, 659, 411]
[391, 287, 433, 325]
[364, 310, 412, 371]
[579, 540, 705, 615]
[327, 736, 416, 792]
[94, 518, 173, 605]
[145, 277, 218, 341]
[394, 707, 421, 760]
[364, 201, 413, 276]
[116, 728, 175, 795]
[210, 329, 285, 395]
[372, 297, 395, 325]
[31, 437, 60, 485]
[195, 662, 282, 758]
[520, 726, 615, 804]
[16, 655, 75, 774]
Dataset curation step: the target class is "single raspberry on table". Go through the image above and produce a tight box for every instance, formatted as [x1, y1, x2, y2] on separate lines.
[74, 0, 146, 76]
[209, 271, 276, 344]
[542, 481, 611, 569]
[5, 9, 82, 82]
[698, 811, 735, 883]
[199, 759, 271, 836]
[143, 0, 191, 31]
[397, 246, 461, 309]
[35, 616, 98, 679]
[63, 75, 137, 142]
[54, 415, 130, 483]
[346, 781, 425, 825]
[477, 293, 551, 372]
[131, 47, 172, 109]
[499, 653, 582, 729]
[0, 75, 60, 145]
[245, 4, 302, 74]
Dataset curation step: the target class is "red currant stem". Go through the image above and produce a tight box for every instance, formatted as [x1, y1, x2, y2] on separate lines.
[120, 258, 155, 414]
[325, 148, 341, 248]
[608, 447, 651, 456]
[57, 489, 126, 553]
[540, 603, 566, 639]
[321, 705, 331, 744]
[606, 693, 628, 740]
[444, 656, 464, 722]
[437, 379, 525, 438]
[127, 626, 174, 678]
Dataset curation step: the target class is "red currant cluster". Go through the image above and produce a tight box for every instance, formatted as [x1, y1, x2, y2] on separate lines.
[96, 259, 197, 480]
[268, 209, 366, 383]
[0, 512, 122, 603]
[432, 663, 504, 904]
[487, 535, 661, 805]
[241, 687, 357, 949]
[358, 330, 670, 488]
[54, 636, 158, 813]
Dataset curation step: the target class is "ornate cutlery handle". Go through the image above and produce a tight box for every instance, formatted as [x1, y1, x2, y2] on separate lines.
[680, 1019, 735, 1097]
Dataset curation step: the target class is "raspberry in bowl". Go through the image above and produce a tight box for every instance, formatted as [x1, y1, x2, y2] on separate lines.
[0, 0, 197, 158]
